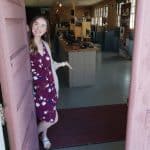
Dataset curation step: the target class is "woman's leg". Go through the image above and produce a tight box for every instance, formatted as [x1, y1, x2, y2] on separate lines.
[38, 110, 58, 134]
[38, 111, 58, 149]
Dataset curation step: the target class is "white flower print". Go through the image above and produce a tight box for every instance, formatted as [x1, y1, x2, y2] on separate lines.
[42, 101, 46, 106]
[40, 96, 43, 100]
[33, 76, 38, 80]
[39, 65, 42, 68]
[48, 88, 51, 93]
[44, 111, 48, 114]
[50, 119, 54, 122]
[36, 103, 40, 107]
[45, 84, 49, 88]
[32, 69, 35, 72]
[51, 99, 56, 103]
[46, 56, 50, 61]
[38, 59, 42, 63]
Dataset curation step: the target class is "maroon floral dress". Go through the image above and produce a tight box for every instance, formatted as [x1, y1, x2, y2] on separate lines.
[30, 43, 58, 123]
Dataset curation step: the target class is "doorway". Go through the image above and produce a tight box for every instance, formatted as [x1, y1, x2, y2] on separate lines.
[24, 0, 137, 150]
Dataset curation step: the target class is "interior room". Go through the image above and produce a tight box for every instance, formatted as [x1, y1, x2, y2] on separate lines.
[25, 0, 136, 149]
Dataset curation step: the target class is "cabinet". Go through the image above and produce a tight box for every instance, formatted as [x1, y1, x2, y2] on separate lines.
[58, 38, 97, 87]
[103, 30, 119, 52]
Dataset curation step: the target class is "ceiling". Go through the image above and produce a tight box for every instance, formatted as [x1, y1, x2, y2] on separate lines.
[25, 0, 103, 7]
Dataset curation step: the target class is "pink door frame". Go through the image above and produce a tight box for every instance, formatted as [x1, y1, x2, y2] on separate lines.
[126, 0, 150, 150]
[0, 0, 39, 150]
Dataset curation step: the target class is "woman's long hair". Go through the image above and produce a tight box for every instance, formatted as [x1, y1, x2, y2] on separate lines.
[29, 16, 50, 53]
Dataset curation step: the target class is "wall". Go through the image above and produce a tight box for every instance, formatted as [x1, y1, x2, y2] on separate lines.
[55, 6, 91, 22]
[75, 7, 91, 19]
[26, 7, 51, 24]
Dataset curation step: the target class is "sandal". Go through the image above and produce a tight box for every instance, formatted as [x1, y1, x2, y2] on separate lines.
[41, 135, 51, 150]
[42, 139, 51, 150]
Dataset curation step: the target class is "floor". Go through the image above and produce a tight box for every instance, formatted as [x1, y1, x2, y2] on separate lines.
[58, 52, 131, 109]
[55, 51, 131, 150]
[55, 141, 125, 150]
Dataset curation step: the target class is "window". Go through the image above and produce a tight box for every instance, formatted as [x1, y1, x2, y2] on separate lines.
[117, 2, 124, 27]
[117, 0, 136, 29]
[103, 5, 108, 18]
[130, 0, 136, 29]
[99, 7, 103, 26]
[94, 8, 101, 26]
[95, 17, 98, 25]
[93, 6, 108, 26]
[91, 17, 95, 25]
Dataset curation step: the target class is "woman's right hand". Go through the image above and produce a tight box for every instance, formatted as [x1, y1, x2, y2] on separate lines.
[63, 62, 72, 69]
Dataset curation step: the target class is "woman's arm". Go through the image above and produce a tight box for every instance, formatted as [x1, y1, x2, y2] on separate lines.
[53, 61, 72, 70]
[43, 41, 72, 70]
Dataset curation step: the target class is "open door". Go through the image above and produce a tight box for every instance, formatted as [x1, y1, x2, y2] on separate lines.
[0, 0, 39, 150]
[126, 0, 150, 150]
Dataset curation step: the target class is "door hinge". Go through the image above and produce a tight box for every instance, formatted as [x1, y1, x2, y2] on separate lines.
[0, 104, 5, 125]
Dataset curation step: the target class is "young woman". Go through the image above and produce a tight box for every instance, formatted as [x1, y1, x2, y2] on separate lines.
[29, 16, 72, 149]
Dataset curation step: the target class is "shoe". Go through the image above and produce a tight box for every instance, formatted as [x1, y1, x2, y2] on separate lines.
[41, 134, 51, 150]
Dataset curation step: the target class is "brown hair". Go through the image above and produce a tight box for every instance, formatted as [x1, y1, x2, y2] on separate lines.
[29, 16, 50, 53]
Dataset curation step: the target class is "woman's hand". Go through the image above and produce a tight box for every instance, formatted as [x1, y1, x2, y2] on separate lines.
[62, 61, 72, 69]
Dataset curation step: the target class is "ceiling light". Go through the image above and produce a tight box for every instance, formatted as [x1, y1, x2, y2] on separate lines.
[59, 2, 62, 7]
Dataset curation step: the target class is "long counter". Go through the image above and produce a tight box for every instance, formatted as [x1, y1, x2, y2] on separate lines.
[58, 38, 98, 87]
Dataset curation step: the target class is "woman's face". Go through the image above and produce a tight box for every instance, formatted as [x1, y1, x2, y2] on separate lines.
[32, 17, 47, 38]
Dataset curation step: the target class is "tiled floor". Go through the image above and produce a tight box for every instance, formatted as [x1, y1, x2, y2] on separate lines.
[55, 51, 131, 150]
